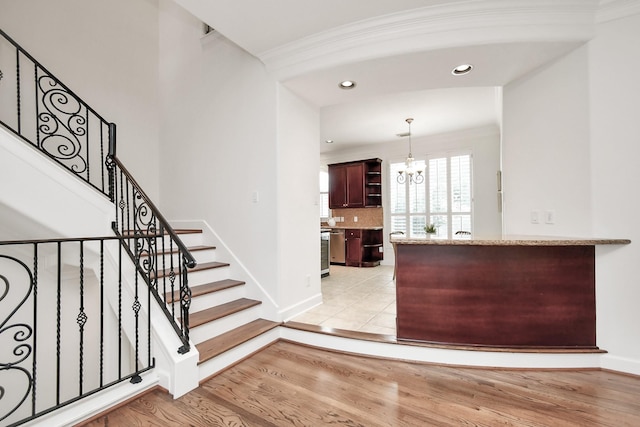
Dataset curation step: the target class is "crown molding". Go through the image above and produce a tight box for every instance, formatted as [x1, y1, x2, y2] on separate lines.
[597, 0, 640, 23]
[259, 0, 598, 81]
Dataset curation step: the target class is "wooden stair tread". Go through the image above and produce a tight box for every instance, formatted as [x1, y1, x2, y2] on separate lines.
[165, 279, 245, 303]
[196, 319, 281, 363]
[154, 245, 216, 256]
[189, 298, 262, 328]
[121, 228, 202, 237]
[153, 261, 229, 279]
[190, 261, 229, 272]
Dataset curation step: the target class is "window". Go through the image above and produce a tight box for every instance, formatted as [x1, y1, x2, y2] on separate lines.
[390, 153, 472, 239]
[319, 171, 329, 219]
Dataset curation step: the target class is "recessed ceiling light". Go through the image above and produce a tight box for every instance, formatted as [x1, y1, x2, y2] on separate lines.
[452, 64, 473, 76]
[325, 139, 334, 144]
[338, 80, 356, 89]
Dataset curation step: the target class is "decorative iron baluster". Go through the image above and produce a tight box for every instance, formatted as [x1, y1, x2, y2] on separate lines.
[118, 242, 123, 379]
[0, 255, 34, 424]
[16, 49, 21, 134]
[37, 72, 88, 178]
[168, 238, 176, 319]
[77, 241, 87, 396]
[31, 243, 38, 418]
[178, 253, 192, 355]
[131, 237, 142, 385]
[99, 240, 104, 388]
[55, 242, 62, 406]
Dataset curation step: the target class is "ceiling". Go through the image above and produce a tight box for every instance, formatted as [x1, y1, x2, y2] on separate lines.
[172, 0, 600, 154]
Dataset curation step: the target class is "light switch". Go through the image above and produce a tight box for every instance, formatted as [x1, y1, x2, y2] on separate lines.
[252, 191, 259, 203]
[530, 210, 540, 224]
[545, 210, 555, 224]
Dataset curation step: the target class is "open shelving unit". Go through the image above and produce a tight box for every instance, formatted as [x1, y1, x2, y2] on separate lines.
[364, 159, 382, 207]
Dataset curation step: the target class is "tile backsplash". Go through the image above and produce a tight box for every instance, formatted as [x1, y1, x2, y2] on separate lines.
[325, 207, 383, 228]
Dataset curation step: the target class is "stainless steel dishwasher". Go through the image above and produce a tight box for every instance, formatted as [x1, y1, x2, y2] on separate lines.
[330, 229, 345, 264]
[321, 229, 330, 277]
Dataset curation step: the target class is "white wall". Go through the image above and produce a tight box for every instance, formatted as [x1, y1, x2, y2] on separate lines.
[502, 13, 640, 373]
[158, 1, 280, 301]
[322, 125, 502, 265]
[276, 85, 322, 318]
[0, 0, 161, 200]
[589, 12, 640, 372]
[502, 44, 592, 236]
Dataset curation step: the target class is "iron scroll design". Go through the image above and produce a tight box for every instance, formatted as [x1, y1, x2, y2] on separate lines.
[37, 73, 88, 177]
[0, 255, 34, 425]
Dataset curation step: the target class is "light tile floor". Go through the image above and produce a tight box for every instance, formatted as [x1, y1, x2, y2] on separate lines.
[291, 265, 397, 335]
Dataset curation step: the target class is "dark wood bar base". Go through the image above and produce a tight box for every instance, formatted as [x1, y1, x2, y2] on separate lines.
[395, 244, 597, 349]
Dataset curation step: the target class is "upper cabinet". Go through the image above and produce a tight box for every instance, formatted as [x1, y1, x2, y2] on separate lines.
[328, 159, 382, 209]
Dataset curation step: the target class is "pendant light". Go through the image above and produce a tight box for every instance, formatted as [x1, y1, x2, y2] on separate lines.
[397, 118, 424, 184]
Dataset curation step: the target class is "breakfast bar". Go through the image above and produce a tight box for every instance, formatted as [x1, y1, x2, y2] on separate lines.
[391, 235, 630, 349]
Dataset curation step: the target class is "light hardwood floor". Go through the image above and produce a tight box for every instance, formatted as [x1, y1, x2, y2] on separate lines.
[80, 340, 640, 426]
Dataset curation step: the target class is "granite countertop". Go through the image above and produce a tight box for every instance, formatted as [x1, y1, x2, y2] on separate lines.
[327, 226, 384, 230]
[390, 235, 631, 246]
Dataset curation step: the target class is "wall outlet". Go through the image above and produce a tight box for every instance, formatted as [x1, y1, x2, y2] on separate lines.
[354, 216, 358, 222]
[306, 274, 311, 287]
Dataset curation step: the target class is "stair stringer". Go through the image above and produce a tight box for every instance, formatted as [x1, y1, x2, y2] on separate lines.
[0, 126, 114, 240]
[171, 219, 280, 320]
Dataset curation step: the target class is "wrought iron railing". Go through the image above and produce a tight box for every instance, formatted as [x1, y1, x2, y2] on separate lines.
[0, 236, 155, 427]
[0, 28, 112, 198]
[0, 28, 196, 354]
[108, 154, 196, 354]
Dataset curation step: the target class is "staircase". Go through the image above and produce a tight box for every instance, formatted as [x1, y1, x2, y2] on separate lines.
[0, 26, 284, 424]
[163, 229, 281, 382]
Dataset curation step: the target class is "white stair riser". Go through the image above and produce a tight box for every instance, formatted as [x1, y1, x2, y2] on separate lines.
[186, 267, 231, 287]
[168, 233, 203, 248]
[152, 248, 217, 269]
[189, 285, 246, 313]
[191, 249, 218, 264]
[189, 305, 262, 344]
[197, 328, 280, 381]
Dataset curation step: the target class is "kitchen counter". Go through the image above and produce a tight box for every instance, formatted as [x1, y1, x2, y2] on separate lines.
[391, 234, 630, 246]
[392, 235, 630, 349]
[327, 226, 383, 230]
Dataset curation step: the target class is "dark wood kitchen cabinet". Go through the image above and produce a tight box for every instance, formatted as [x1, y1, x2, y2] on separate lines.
[328, 159, 382, 209]
[345, 228, 383, 267]
[345, 229, 362, 266]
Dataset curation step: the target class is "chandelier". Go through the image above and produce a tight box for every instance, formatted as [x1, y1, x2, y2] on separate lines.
[397, 118, 424, 184]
